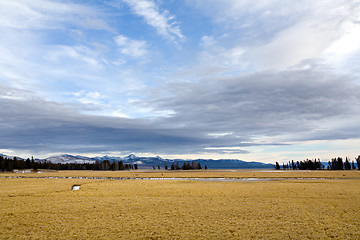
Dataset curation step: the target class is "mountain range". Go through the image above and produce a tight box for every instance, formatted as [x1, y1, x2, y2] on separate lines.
[1, 153, 275, 169]
[38, 154, 274, 169]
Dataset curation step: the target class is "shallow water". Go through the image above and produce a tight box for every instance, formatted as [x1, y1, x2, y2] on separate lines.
[0, 176, 328, 182]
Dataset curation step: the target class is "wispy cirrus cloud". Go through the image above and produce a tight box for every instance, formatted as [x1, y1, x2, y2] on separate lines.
[0, 0, 111, 31]
[122, 0, 184, 42]
[45, 45, 105, 67]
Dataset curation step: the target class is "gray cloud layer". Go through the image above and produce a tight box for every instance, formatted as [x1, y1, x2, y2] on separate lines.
[149, 67, 360, 143]
[1, 66, 360, 156]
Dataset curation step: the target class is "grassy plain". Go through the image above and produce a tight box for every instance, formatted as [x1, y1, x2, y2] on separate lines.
[2, 169, 360, 179]
[1, 170, 360, 239]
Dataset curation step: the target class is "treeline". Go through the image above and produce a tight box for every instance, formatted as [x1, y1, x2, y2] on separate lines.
[0, 156, 138, 172]
[275, 156, 360, 170]
[0, 156, 206, 172]
[164, 161, 206, 170]
[1, 156, 38, 172]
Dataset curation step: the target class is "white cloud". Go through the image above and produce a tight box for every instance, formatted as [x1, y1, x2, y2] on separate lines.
[0, 0, 111, 30]
[247, 1, 360, 70]
[323, 21, 360, 69]
[200, 36, 216, 48]
[115, 35, 148, 58]
[122, 0, 184, 41]
[198, 37, 247, 72]
[45, 45, 104, 67]
[248, 19, 337, 70]
[189, 0, 360, 71]
[70, 90, 110, 112]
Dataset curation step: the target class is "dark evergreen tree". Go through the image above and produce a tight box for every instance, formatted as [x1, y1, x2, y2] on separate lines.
[344, 157, 351, 170]
[331, 157, 344, 170]
[291, 160, 295, 170]
[119, 161, 125, 170]
[7, 159, 13, 172]
[0, 156, 5, 171]
[182, 162, 187, 170]
[102, 160, 111, 170]
[275, 162, 280, 170]
[25, 158, 31, 169]
[175, 162, 180, 170]
[111, 161, 118, 171]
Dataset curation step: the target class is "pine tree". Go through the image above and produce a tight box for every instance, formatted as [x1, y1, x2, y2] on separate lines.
[119, 161, 125, 170]
[25, 158, 31, 169]
[356, 155, 360, 170]
[344, 157, 351, 170]
[103, 160, 111, 170]
[0, 156, 5, 171]
[275, 162, 280, 170]
[182, 162, 187, 170]
[111, 161, 118, 171]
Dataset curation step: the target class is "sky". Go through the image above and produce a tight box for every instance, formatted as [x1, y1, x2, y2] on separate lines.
[1, 0, 360, 163]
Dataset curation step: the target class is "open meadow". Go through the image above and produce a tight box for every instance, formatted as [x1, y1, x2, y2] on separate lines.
[1, 170, 360, 239]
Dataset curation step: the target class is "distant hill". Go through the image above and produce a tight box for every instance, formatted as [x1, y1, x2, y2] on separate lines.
[36, 154, 274, 169]
[0, 153, 24, 160]
[44, 154, 95, 164]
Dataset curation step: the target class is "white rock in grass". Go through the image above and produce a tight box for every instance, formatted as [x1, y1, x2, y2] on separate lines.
[72, 185, 80, 191]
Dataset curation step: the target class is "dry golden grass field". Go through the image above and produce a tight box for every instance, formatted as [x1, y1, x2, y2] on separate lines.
[1, 170, 360, 239]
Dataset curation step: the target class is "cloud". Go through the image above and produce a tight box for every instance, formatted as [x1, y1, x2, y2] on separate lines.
[122, 0, 184, 41]
[70, 90, 108, 111]
[0, 0, 116, 94]
[45, 45, 104, 67]
[0, 94, 198, 154]
[145, 67, 360, 144]
[198, 39, 246, 71]
[1, 66, 360, 158]
[0, 86, 207, 155]
[115, 35, 148, 58]
[0, 0, 111, 31]
[199, 36, 216, 48]
[189, 0, 360, 70]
